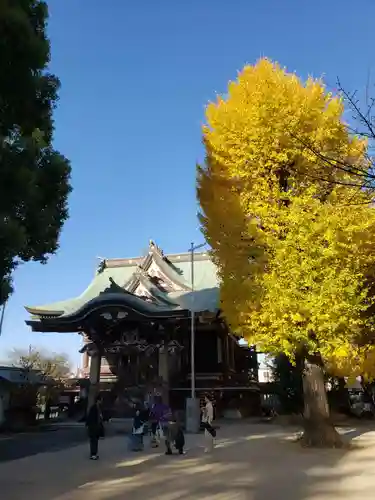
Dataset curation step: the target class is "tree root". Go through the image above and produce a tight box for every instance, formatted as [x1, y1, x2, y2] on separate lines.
[298, 422, 346, 448]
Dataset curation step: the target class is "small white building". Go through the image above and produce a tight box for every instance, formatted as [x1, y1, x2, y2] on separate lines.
[258, 353, 274, 383]
[238, 339, 274, 383]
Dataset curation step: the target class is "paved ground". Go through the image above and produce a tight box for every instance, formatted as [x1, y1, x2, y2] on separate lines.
[1, 423, 375, 499]
[0, 425, 88, 462]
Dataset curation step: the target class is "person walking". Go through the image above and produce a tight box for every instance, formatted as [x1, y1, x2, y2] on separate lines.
[166, 412, 185, 455]
[131, 406, 145, 451]
[202, 394, 215, 453]
[150, 395, 172, 450]
[140, 399, 151, 438]
[86, 395, 103, 460]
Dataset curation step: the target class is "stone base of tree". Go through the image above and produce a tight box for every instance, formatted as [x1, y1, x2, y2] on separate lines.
[298, 418, 345, 448]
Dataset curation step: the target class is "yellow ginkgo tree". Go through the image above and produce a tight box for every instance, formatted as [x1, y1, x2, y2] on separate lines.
[198, 58, 375, 447]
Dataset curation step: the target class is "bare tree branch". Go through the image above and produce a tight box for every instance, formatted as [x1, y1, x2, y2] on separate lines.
[337, 78, 375, 141]
[288, 78, 375, 194]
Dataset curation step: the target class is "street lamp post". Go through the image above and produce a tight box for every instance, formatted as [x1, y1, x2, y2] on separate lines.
[186, 241, 206, 433]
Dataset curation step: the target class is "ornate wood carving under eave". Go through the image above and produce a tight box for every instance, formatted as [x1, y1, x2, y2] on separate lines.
[125, 270, 141, 294]
[152, 253, 190, 291]
[138, 240, 160, 272]
[147, 262, 176, 292]
[133, 281, 156, 303]
[124, 267, 170, 302]
[147, 260, 187, 293]
[137, 271, 177, 305]
[138, 240, 188, 292]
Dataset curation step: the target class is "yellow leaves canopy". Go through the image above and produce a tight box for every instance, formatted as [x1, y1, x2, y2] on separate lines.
[198, 58, 375, 377]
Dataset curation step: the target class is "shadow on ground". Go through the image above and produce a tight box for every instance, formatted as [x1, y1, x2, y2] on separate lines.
[1, 423, 374, 500]
[0, 427, 88, 463]
[76, 429, 372, 500]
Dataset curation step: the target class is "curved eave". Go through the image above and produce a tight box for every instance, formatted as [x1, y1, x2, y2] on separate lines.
[26, 292, 190, 333]
[25, 319, 82, 333]
[73, 292, 186, 318]
[24, 306, 64, 317]
[24, 265, 138, 319]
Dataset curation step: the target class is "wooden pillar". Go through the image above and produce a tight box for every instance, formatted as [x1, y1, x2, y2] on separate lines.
[87, 351, 101, 410]
[158, 347, 169, 405]
[82, 333, 90, 372]
[83, 352, 89, 370]
[225, 334, 230, 369]
[217, 335, 223, 364]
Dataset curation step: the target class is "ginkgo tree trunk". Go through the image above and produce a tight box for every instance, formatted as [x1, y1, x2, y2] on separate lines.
[198, 58, 375, 447]
[299, 346, 342, 447]
[302, 356, 340, 447]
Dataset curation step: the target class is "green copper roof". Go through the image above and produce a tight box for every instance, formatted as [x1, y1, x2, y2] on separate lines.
[25, 265, 138, 317]
[25, 242, 220, 320]
[175, 258, 219, 290]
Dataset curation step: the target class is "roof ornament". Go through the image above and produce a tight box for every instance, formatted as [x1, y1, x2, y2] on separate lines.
[149, 240, 185, 279]
[149, 240, 164, 257]
[96, 257, 107, 274]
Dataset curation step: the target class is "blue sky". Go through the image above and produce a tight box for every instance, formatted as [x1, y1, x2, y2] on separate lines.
[0, 0, 374, 368]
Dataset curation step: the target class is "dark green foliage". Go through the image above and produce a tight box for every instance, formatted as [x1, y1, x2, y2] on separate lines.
[273, 352, 304, 414]
[0, 0, 71, 303]
[236, 343, 259, 382]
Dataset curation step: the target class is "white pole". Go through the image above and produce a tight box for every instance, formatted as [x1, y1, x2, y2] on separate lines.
[190, 242, 195, 399]
[186, 241, 206, 433]
[0, 302, 6, 337]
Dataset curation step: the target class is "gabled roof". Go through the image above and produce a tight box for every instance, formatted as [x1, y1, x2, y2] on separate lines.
[24, 241, 220, 329]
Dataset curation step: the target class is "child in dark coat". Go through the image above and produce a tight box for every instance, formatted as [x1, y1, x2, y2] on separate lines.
[166, 413, 185, 455]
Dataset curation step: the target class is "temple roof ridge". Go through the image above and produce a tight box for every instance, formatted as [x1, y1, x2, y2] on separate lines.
[102, 240, 195, 291]
[100, 240, 210, 269]
[104, 251, 209, 267]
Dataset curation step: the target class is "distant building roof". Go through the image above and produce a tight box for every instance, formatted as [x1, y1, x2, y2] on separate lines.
[0, 366, 46, 385]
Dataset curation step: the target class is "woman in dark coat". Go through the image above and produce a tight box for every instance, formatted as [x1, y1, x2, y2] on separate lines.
[86, 395, 103, 460]
[131, 407, 145, 451]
